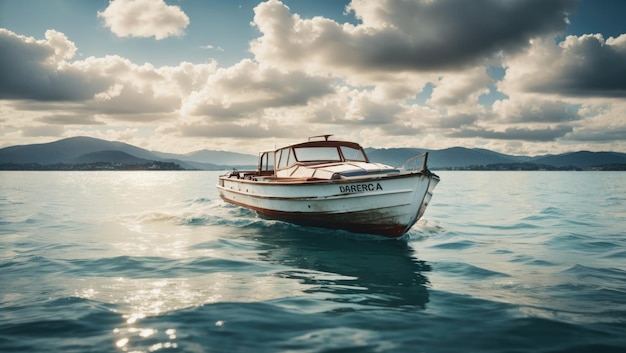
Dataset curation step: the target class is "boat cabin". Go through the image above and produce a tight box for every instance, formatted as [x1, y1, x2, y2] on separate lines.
[256, 135, 383, 180]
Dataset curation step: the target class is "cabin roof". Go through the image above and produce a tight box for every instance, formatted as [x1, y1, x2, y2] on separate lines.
[284, 139, 364, 150]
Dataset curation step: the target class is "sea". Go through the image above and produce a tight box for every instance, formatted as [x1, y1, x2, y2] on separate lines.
[1, 171, 625, 353]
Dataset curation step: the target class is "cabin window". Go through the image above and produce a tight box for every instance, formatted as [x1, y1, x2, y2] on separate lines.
[340, 146, 367, 161]
[287, 148, 296, 166]
[259, 151, 275, 172]
[276, 148, 284, 168]
[294, 147, 341, 162]
[277, 148, 292, 169]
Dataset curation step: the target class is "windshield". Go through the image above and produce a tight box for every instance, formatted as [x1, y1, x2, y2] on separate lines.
[294, 147, 341, 162]
[340, 146, 367, 161]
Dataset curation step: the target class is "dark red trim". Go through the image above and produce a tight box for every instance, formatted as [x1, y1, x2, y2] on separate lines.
[220, 195, 412, 238]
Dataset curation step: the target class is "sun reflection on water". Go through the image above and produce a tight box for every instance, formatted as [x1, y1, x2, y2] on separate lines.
[73, 268, 307, 351]
[113, 327, 178, 352]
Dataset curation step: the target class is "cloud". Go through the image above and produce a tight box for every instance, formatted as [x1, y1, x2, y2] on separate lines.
[299, 86, 442, 140]
[98, 0, 190, 40]
[447, 125, 574, 142]
[566, 127, 626, 142]
[201, 44, 224, 52]
[0, 29, 110, 101]
[0, 28, 218, 123]
[1, 1, 625, 156]
[178, 120, 296, 139]
[502, 34, 626, 97]
[311, 88, 405, 126]
[250, 0, 576, 75]
[37, 114, 104, 125]
[562, 101, 626, 143]
[436, 114, 479, 129]
[21, 124, 65, 137]
[437, 95, 584, 145]
[492, 98, 582, 123]
[181, 59, 335, 119]
[428, 68, 492, 106]
[0, 27, 334, 135]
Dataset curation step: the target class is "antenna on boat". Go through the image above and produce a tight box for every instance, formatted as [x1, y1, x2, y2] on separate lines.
[309, 134, 333, 141]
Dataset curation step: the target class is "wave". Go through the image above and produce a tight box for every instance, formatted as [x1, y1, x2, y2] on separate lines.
[0, 296, 121, 352]
[433, 261, 511, 279]
[111, 298, 626, 353]
[124, 198, 262, 228]
[561, 264, 626, 282]
[430, 239, 478, 250]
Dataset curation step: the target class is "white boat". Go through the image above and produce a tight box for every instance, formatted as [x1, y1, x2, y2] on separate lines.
[216, 135, 439, 238]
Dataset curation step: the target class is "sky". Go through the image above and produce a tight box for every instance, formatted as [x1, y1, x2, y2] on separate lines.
[1, 0, 625, 156]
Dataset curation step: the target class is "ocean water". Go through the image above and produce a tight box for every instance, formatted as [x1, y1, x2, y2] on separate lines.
[1, 170, 625, 353]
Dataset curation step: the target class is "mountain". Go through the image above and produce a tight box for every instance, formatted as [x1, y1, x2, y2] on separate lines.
[366, 146, 626, 170]
[0, 137, 203, 169]
[365, 148, 427, 168]
[152, 149, 257, 166]
[0, 136, 161, 164]
[184, 150, 257, 166]
[72, 150, 151, 164]
[0, 136, 256, 170]
[427, 147, 524, 169]
[366, 147, 523, 168]
[529, 151, 626, 168]
[1, 136, 625, 170]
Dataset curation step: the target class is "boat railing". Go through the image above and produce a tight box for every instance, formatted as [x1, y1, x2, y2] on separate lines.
[402, 152, 429, 172]
[223, 169, 260, 180]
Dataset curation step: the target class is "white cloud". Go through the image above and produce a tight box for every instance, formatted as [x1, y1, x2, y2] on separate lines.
[0, 28, 221, 121]
[250, 0, 576, 76]
[44, 29, 77, 62]
[98, 0, 190, 40]
[180, 59, 335, 119]
[1, 0, 625, 156]
[428, 68, 492, 107]
[37, 114, 104, 125]
[201, 44, 224, 52]
[22, 124, 65, 137]
[501, 34, 626, 97]
[562, 101, 626, 144]
[0, 29, 110, 101]
[243, 0, 592, 154]
[492, 97, 581, 124]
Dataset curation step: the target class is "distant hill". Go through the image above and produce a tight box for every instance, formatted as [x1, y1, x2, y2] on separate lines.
[365, 148, 428, 168]
[367, 147, 523, 169]
[428, 147, 523, 169]
[529, 151, 626, 168]
[1, 136, 625, 170]
[184, 149, 258, 166]
[72, 150, 151, 164]
[0, 136, 161, 164]
[0, 136, 250, 170]
[366, 147, 626, 170]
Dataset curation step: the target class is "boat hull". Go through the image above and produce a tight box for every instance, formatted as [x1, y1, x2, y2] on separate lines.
[217, 172, 439, 238]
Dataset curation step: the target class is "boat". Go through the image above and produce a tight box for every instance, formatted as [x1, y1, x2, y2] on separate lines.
[216, 135, 439, 238]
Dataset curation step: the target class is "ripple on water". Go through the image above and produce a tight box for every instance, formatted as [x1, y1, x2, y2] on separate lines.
[430, 239, 477, 250]
[561, 264, 626, 282]
[433, 261, 511, 279]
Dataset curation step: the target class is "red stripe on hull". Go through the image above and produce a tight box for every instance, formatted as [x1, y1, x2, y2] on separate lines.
[221, 196, 412, 238]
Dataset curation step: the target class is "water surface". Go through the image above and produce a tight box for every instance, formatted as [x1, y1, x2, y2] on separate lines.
[1, 171, 625, 352]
